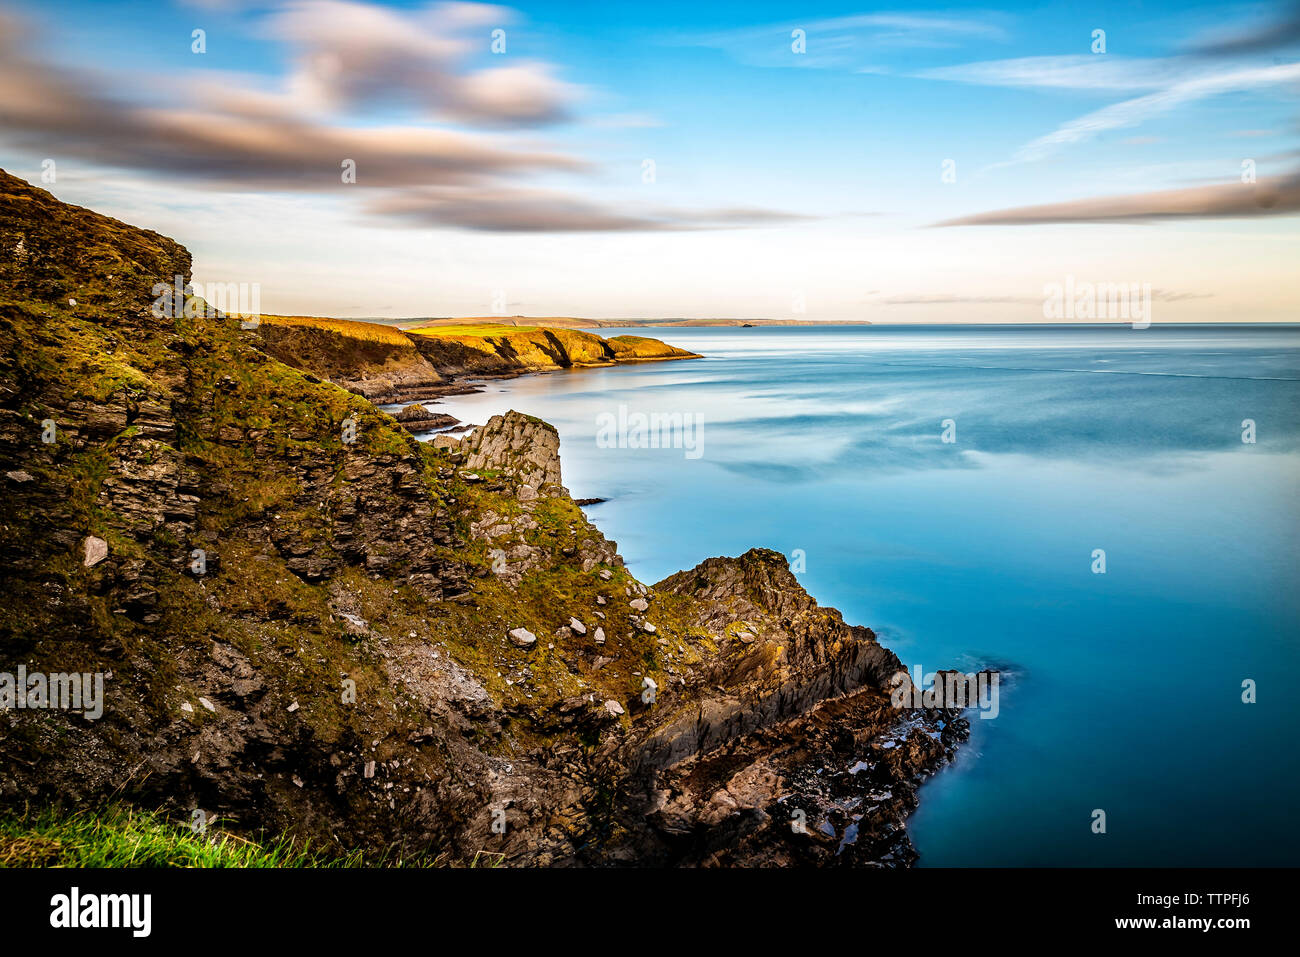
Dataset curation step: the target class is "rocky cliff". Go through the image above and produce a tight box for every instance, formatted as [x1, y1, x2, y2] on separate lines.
[254, 315, 700, 406]
[0, 169, 965, 867]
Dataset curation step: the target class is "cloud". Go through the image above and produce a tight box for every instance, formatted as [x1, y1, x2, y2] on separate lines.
[931, 170, 1300, 225]
[366, 186, 813, 231]
[679, 12, 1008, 70]
[1183, 1, 1300, 55]
[269, 0, 580, 126]
[875, 291, 1212, 304]
[916, 54, 1196, 92]
[1008, 62, 1300, 164]
[918, 52, 1300, 167]
[0, 4, 804, 233]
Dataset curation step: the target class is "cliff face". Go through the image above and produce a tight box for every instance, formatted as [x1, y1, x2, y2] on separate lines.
[0, 170, 964, 867]
[253, 316, 700, 406]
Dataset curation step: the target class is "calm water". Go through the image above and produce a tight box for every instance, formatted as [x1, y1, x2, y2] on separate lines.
[419, 324, 1300, 866]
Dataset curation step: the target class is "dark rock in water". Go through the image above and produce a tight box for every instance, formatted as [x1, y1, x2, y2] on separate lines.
[575, 497, 608, 507]
[393, 403, 459, 432]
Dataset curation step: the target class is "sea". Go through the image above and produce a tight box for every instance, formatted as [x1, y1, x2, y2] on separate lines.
[407, 323, 1300, 866]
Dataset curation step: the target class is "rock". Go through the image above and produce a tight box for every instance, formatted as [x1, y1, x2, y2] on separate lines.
[594, 627, 606, 645]
[604, 699, 625, 716]
[595, 595, 606, 605]
[642, 622, 657, 634]
[180, 702, 194, 713]
[5, 470, 34, 483]
[629, 598, 649, 612]
[508, 627, 537, 648]
[459, 471, 482, 482]
[337, 613, 369, 637]
[82, 536, 108, 567]
[457, 411, 563, 489]
[569, 617, 587, 635]
[199, 697, 215, 712]
[599, 569, 612, 581]
[287, 701, 299, 712]
[517, 484, 538, 502]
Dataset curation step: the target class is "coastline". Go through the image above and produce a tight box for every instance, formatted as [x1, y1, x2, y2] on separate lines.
[1, 168, 977, 868]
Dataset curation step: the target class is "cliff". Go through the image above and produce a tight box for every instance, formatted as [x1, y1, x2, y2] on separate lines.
[0, 169, 963, 867]
[254, 315, 700, 406]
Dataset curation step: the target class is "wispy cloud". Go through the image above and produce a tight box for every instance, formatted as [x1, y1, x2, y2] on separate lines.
[916, 54, 1197, 92]
[1007, 63, 1300, 164]
[677, 12, 1009, 70]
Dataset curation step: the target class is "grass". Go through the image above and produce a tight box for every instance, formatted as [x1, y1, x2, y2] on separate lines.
[0, 804, 504, 868]
[407, 323, 539, 337]
[258, 314, 414, 345]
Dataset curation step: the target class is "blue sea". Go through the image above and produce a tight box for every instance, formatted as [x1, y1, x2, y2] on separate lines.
[420, 324, 1300, 867]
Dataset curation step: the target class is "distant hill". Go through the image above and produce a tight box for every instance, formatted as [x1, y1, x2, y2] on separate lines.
[402, 316, 871, 329]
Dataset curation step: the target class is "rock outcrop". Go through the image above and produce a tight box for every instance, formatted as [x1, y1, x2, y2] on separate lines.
[0, 168, 966, 867]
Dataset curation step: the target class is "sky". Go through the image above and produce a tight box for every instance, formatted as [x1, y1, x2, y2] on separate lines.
[1, 0, 1298, 321]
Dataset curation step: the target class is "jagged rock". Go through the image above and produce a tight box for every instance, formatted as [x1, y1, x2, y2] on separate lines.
[629, 598, 648, 612]
[604, 700, 625, 716]
[594, 627, 605, 645]
[569, 617, 586, 635]
[454, 411, 562, 489]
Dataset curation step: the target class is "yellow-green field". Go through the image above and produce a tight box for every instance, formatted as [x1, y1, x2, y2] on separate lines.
[259, 314, 413, 345]
[407, 323, 539, 337]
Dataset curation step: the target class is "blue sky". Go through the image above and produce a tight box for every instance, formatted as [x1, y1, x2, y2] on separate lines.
[1, 0, 1297, 320]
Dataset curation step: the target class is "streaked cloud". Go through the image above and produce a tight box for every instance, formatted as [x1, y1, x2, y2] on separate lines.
[0, 2, 803, 232]
[932, 170, 1300, 225]
[366, 186, 814, 231]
